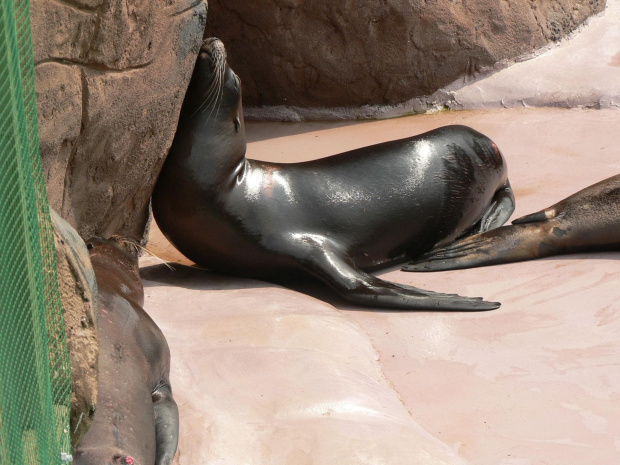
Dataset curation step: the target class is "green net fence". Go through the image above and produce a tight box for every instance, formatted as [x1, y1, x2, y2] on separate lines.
[0, 0, 73, 463]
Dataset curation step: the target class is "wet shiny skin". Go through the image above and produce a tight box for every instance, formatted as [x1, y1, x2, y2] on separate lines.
[74, 239, 178, 465]
[407, 174, 620, 271]
[153, 38, 515, 310]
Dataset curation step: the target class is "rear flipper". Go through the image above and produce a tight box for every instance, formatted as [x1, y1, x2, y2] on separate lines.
[473, 179, 516, 234]
[403, 208, 560, 272]
[288, 234, 500, 310]
[152, 383, 179, 465]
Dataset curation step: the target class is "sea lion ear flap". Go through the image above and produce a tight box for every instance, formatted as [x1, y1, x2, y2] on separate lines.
[234, 116, 240, 133]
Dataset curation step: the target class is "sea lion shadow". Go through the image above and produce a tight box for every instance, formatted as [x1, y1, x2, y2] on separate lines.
[276, 275, 406, 312]
[140, 263, 272, 292]
[465, 250, 620, 268]
[246, 120, 365, 144]
[537, 251, 620, 262]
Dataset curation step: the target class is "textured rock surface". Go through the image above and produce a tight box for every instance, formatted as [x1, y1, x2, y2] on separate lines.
[206, 0, 605, 108]
[33, 0, 208, 242]
[51, 209, 98, 447]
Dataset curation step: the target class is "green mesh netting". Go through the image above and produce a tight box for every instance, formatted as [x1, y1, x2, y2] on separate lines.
[0, 0, 73, 463]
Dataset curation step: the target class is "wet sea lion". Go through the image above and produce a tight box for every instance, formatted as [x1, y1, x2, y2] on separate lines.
[404, 174, 620, 271]
[152, 38, 516, 311]
[74, 238, 178, 465]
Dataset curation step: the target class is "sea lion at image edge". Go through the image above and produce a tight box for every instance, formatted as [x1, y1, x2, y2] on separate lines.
[405, 175, 620, 271]
[152, 38, 516, 311]
[74, 238, 179, 465]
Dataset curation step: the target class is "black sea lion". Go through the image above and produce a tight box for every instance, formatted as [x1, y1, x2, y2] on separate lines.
[405, 174, 620, 271]
[152, 38, 516, 311]
[74, 238, 178, 465]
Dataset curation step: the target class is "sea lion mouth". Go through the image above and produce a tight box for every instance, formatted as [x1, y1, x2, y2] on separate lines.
[198, 37, 227, 67]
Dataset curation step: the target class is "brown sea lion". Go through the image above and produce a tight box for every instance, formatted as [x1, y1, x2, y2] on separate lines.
[152, 38, 516, 311]
[74, 238, 178, 465]
[404, 174, 620, 271]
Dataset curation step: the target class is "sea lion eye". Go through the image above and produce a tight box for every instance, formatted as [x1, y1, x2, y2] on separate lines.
[86, 242, 94, 250]
[234, 117, 240, 133]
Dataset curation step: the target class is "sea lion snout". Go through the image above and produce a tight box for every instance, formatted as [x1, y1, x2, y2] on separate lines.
[198, 37, 226, 66]
[187, 37, 240, 116]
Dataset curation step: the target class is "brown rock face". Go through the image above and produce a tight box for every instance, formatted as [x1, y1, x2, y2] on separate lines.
[33, 0, 208, 242]
[206, 0, 605, 108]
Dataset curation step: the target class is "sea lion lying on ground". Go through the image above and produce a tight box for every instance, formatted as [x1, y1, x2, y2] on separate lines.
[152, 38, 516, 311]
[74, 238, 178, 465]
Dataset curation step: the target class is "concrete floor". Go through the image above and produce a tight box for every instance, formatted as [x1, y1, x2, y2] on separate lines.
[140, 4, 620, 463]
[142, 107, 619, 465]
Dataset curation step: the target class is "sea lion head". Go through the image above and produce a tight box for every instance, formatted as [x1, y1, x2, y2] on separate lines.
[86, 236, 144, 305]
[183, 37, 242, 128]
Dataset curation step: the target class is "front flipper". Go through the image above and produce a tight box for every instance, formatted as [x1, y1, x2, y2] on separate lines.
[152, 383, 179, 465]
[288, 234, 499, 310]
[403, 214, 558, 272]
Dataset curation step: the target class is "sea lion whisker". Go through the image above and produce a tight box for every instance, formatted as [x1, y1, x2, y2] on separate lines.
[195, 81, 220, 115]
[107, 235, 175, 270]
[145, 251, 175, 270]
[202, 75, 220, 102]
[203, 65, 225, 125]
[193, 69, 223, 116]
[211, 71, 225, 120]
[108, 234, 141, 255]
[204, 61, 224, 101]
[191, 55, 226, 116]
[133, 244, 176, 271]
[197, 60, 224, 118]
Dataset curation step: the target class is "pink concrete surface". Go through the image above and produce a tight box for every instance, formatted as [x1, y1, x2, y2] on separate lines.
[142, 108, 620, 464]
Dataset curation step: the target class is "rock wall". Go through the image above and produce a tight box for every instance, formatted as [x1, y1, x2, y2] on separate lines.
[51, 210, 98, 447]
[205, 0, 605, 108]
[32, 0, 208, 242]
